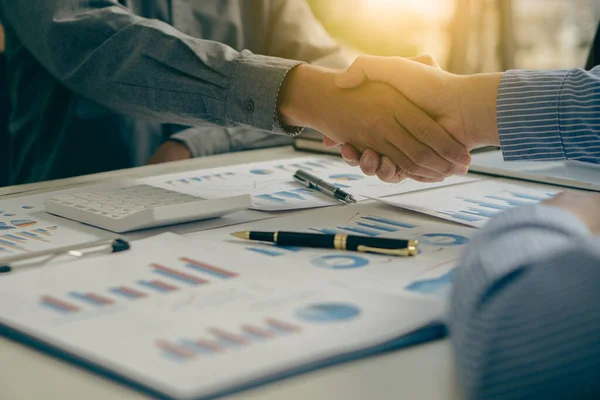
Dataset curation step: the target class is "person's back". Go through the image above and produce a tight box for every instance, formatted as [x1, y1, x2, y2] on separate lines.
[1, 0, 347, 185]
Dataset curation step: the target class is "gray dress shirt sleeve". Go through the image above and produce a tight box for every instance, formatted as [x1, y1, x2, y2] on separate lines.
[0, 0, 302, 134]
[450, 205, 600, 399]
[169, 0, 353, 157]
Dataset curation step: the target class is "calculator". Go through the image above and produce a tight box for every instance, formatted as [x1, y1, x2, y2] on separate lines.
[45, 185, 252, 233]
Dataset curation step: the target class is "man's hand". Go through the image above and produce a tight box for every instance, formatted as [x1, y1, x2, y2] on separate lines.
[333, 56, 503, 181]
[543, 191, 600, 235]
[146, 141, 192, 165]
[278, 64, 471, 182]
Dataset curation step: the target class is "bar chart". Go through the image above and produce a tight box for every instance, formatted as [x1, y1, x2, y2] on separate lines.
[157, 318, 302, 362]
[309, 215, 417, 237]
[380, 180, 560, 228]
[39, 257, 239, 314]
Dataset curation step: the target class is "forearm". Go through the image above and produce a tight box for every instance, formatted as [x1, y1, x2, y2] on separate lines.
[0, 0, 302, 132]
[450, 205, 599, 399]
[497, 67, 600, 162]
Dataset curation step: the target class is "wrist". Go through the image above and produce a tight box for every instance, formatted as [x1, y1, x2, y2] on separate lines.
[459, 72, 502, 147]
[278, 64, 336, 130]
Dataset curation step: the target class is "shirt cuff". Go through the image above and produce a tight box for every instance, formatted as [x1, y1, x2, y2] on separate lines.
[497, 70, 569, 161]
[225, 50, 305, 135]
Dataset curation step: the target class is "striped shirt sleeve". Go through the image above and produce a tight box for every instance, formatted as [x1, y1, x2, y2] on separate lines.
[497, 67, 600, 163]
[449, 205, 600, 399]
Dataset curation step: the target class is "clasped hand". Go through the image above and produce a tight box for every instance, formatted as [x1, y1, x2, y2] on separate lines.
[321, 55, 502, 183]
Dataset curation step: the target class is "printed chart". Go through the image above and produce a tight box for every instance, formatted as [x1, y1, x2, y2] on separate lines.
[377, 180, 561, 228]
[0, 198, 104, 255]
[156, 318, 302, 362]
[41, 257, 239, 314]
[141, 156, 480, 211]
[192, 203, 474, 299]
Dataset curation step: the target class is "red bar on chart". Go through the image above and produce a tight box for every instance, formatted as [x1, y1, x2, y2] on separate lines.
[265, 318, 302, 333]
[151, 263, 209, 285]
[151, 280, 179, 291]
[195, 339, 224, 352]
[180, 257, 238, 278]
[118, 286, 147, 298]
[156, 340, 196, 359]
[41, 295, 80, 312]
[85, 293, 115, 305]
[242, 324, 275, 339]
[208, 328, 249, 345]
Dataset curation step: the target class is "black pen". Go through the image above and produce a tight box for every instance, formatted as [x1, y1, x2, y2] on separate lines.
[232, 231, 418, 257]
[293, 169, 357, 204]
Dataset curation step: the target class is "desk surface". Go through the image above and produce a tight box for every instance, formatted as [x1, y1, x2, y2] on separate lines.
[0, 147, 462, 400]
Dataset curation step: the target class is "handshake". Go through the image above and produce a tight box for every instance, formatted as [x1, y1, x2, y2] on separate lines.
[278, 55, 503, 183]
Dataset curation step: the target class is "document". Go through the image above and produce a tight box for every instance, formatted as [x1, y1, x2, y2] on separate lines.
[0, 182, 274, 257]
[189, 202, 475, 299]
[374, 179, 561, 228]
[140, 156, 480, 211]
[0, 233, 443, 400]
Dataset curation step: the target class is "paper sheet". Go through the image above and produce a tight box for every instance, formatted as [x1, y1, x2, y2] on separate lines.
[189, 202, 475, 299]
[0, 233, 443, 399]
[139, 155, 481, 211]
[0, 182, 275, 258]
[374, 179, 561, 228]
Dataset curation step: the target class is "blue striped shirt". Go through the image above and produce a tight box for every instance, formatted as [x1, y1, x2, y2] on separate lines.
[498, 67, 600, 163]
[451, 69, 600, 399]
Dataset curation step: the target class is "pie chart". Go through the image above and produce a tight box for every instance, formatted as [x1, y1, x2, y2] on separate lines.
[311, 254, 369, 269]
[296, 303, 361, 323]
[417, 233, 470, 246]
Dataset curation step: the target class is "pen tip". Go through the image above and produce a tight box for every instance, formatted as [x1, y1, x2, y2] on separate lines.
[231, 231, 250, 240]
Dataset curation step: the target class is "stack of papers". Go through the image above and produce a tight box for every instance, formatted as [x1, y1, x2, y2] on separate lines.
[0, 233, 444, 399]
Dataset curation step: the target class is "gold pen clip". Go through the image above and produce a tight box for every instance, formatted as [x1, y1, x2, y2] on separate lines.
[356, 240, 419, 257]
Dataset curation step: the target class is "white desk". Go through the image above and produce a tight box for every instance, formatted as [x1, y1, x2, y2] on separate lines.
[0, 147, 462, 400]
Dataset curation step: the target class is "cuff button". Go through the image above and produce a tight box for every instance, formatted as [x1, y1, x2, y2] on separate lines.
[245, 99, 255, 113]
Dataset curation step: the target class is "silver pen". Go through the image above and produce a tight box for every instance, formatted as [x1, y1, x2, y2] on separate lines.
[0, 238, 130, 273]
[293, 169, 357, 204]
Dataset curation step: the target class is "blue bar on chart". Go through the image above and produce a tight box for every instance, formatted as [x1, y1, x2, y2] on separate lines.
[360, 216, 417, 229]
[308, 228, 340, 235]
[461, 207, 500, 218]
[16, 231, 49, 243]
[181, 257, 238, 279]
[156, 340, 196, 361]
[507, 191, 553, 202]
[178, 339, 216, 354]
[4, 234, 26, 242]
[265, 318, 302, 333]
[150, 263, 209, 286]
[138, 280, 179, 293]
[208, 328, 249, 347]
[68, 292, 114, 307]
[41, 295, 80, 313]
[246, 247, 286, 257]
[458, 197, 510, 210]
[110, 286, 147, 299]
[355, 221, 398, 233]
[241, 324, 275, 341]
[0, 238, 26, 251]
[439, 211, 485, 222]
[255, 194, 287, 204]
[337, 225, 379, 237]
[484, 195, 534, 207]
